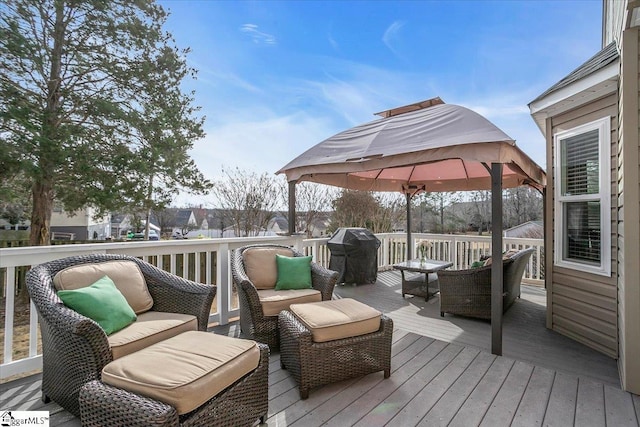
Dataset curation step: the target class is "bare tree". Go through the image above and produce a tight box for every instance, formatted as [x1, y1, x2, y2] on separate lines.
[153, 208, 178, 236]
[279, 179, 337, 237]
[419, 192, 461, 233]
[212, 168, 280, 237]
[371, 193, 406, 233]
[329, 190, 402, 233]
[470, 190, 491, 234]
[503, 187, 542, 228]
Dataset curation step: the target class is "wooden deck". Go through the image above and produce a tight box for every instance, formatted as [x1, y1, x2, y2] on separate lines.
[2, 271, 639, 426]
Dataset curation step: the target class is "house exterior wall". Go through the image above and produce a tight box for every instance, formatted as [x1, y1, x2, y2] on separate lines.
[603, 0, 626, 46]
[617, 25, 640, 394]
[545, 93, 619, 358]
[50, 207, 110, 240]
[51, 207, 109, 227]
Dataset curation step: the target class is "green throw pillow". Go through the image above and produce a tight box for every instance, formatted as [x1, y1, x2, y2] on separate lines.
[57, 275, 137, 335]
[471, 261, 485, 268]
[275, 254, 313, 290]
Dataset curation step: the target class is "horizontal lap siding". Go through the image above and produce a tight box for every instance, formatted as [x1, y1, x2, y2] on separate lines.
[617, 26, 640, 394]
[548, 93, 619, 358]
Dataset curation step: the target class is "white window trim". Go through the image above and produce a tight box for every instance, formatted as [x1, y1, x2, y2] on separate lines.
[553, 117, 611, 276]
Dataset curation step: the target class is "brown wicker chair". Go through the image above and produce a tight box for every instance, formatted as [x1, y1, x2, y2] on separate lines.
[25, 254, 216, 417]
[437, 248, 535, 319]
[231, 244, 339, 349]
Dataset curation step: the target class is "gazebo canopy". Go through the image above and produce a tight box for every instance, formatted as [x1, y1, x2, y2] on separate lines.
[277, 98, 546, 357]
[277, 98, 545, 192]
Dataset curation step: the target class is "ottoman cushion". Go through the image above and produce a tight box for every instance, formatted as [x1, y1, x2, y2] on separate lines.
[290, 298, 381, 342]
[107, 311, 197, 359]
[258, 288, 321, 316]
[101, 331, 260, 415]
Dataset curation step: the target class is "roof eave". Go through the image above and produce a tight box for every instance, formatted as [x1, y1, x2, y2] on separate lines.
[529, 60, 619, 134]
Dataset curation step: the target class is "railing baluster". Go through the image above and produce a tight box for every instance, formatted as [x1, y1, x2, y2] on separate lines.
[4, 267, 15, 364]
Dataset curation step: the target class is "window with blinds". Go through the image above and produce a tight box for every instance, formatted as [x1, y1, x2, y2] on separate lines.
[561, 129, 599, 196]
[554, 117, 610, 276]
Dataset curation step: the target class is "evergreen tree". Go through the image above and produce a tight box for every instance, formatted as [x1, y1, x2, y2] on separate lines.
[1, 0, 210, 245]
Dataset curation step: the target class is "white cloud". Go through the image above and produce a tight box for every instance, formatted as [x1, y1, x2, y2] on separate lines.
[240, 24, 277, 45]
[382, 20, 405, 57]
[180, 108, 334, 204]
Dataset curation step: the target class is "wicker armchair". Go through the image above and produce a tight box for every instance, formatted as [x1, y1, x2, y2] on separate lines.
[231, 244, 339, 349]
[26, 254, 216, 417]
[437, 248, 535, 319]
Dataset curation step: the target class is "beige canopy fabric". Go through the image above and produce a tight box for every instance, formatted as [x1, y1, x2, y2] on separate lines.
[277, 100, 546, 357]
[277, 103, 546, 191]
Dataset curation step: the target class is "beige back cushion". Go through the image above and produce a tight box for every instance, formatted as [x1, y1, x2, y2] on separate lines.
[53, 260, 153, 314]
[243, 247, 295, 289]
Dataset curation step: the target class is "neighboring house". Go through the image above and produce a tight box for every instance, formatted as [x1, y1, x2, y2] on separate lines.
[162, 208, 197, 235]
[110, 213, 132, 238]
[50, 205, 110, 240]
[268, 216, 289, 235]
[528, 0, 640, 393]
[308, 213, 331, 237]
[192, 207, 210, 230]
[503, 221, 543, 239]
[111, 212, 160, 238]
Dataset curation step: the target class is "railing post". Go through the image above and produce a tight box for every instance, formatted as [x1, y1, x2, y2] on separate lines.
[491, 162, 504, 356]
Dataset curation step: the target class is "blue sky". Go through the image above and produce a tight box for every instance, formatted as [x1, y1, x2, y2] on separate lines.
[158, 0, 603, 206]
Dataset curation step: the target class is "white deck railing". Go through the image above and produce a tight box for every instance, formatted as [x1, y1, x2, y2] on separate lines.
[0, 232, 543, 380]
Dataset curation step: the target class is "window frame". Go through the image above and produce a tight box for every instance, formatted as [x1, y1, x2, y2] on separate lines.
[553, 117, 611, 276]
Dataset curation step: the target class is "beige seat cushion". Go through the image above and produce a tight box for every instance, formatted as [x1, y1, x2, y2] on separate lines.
[290, 298, 381, 343]
[243, 247, 295, 289]
[102, 331, 260, 415]
[107, 311, 197, 360]
[483, 249, 519, 266]
[53, 260, 153, 314]
[257, 288, 321, 316]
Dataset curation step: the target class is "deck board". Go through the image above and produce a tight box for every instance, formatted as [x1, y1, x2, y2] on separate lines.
[575, 378, 606, 426]
[320, 340, 451, 427]
[352, 342, 464, 426]
[3, 271, 638, 426]
[511, 366, 555, 427]
[449, 356, 514, 426]
[542, 371, 578, 426]
[479, 361, 534, 426]
[605, 384, 640, 425]
[418, 351, 496, 426]
[390, 346, 480, 426]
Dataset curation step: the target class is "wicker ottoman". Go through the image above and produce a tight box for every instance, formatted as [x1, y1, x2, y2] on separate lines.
[79, 331, 269, 427]
[278, 298, 393, 399]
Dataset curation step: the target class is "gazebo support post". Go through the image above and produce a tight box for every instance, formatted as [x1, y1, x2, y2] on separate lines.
[288, 180, 297, 235]
[406, 192, 412, 260]
[490, 162, 504, 356]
